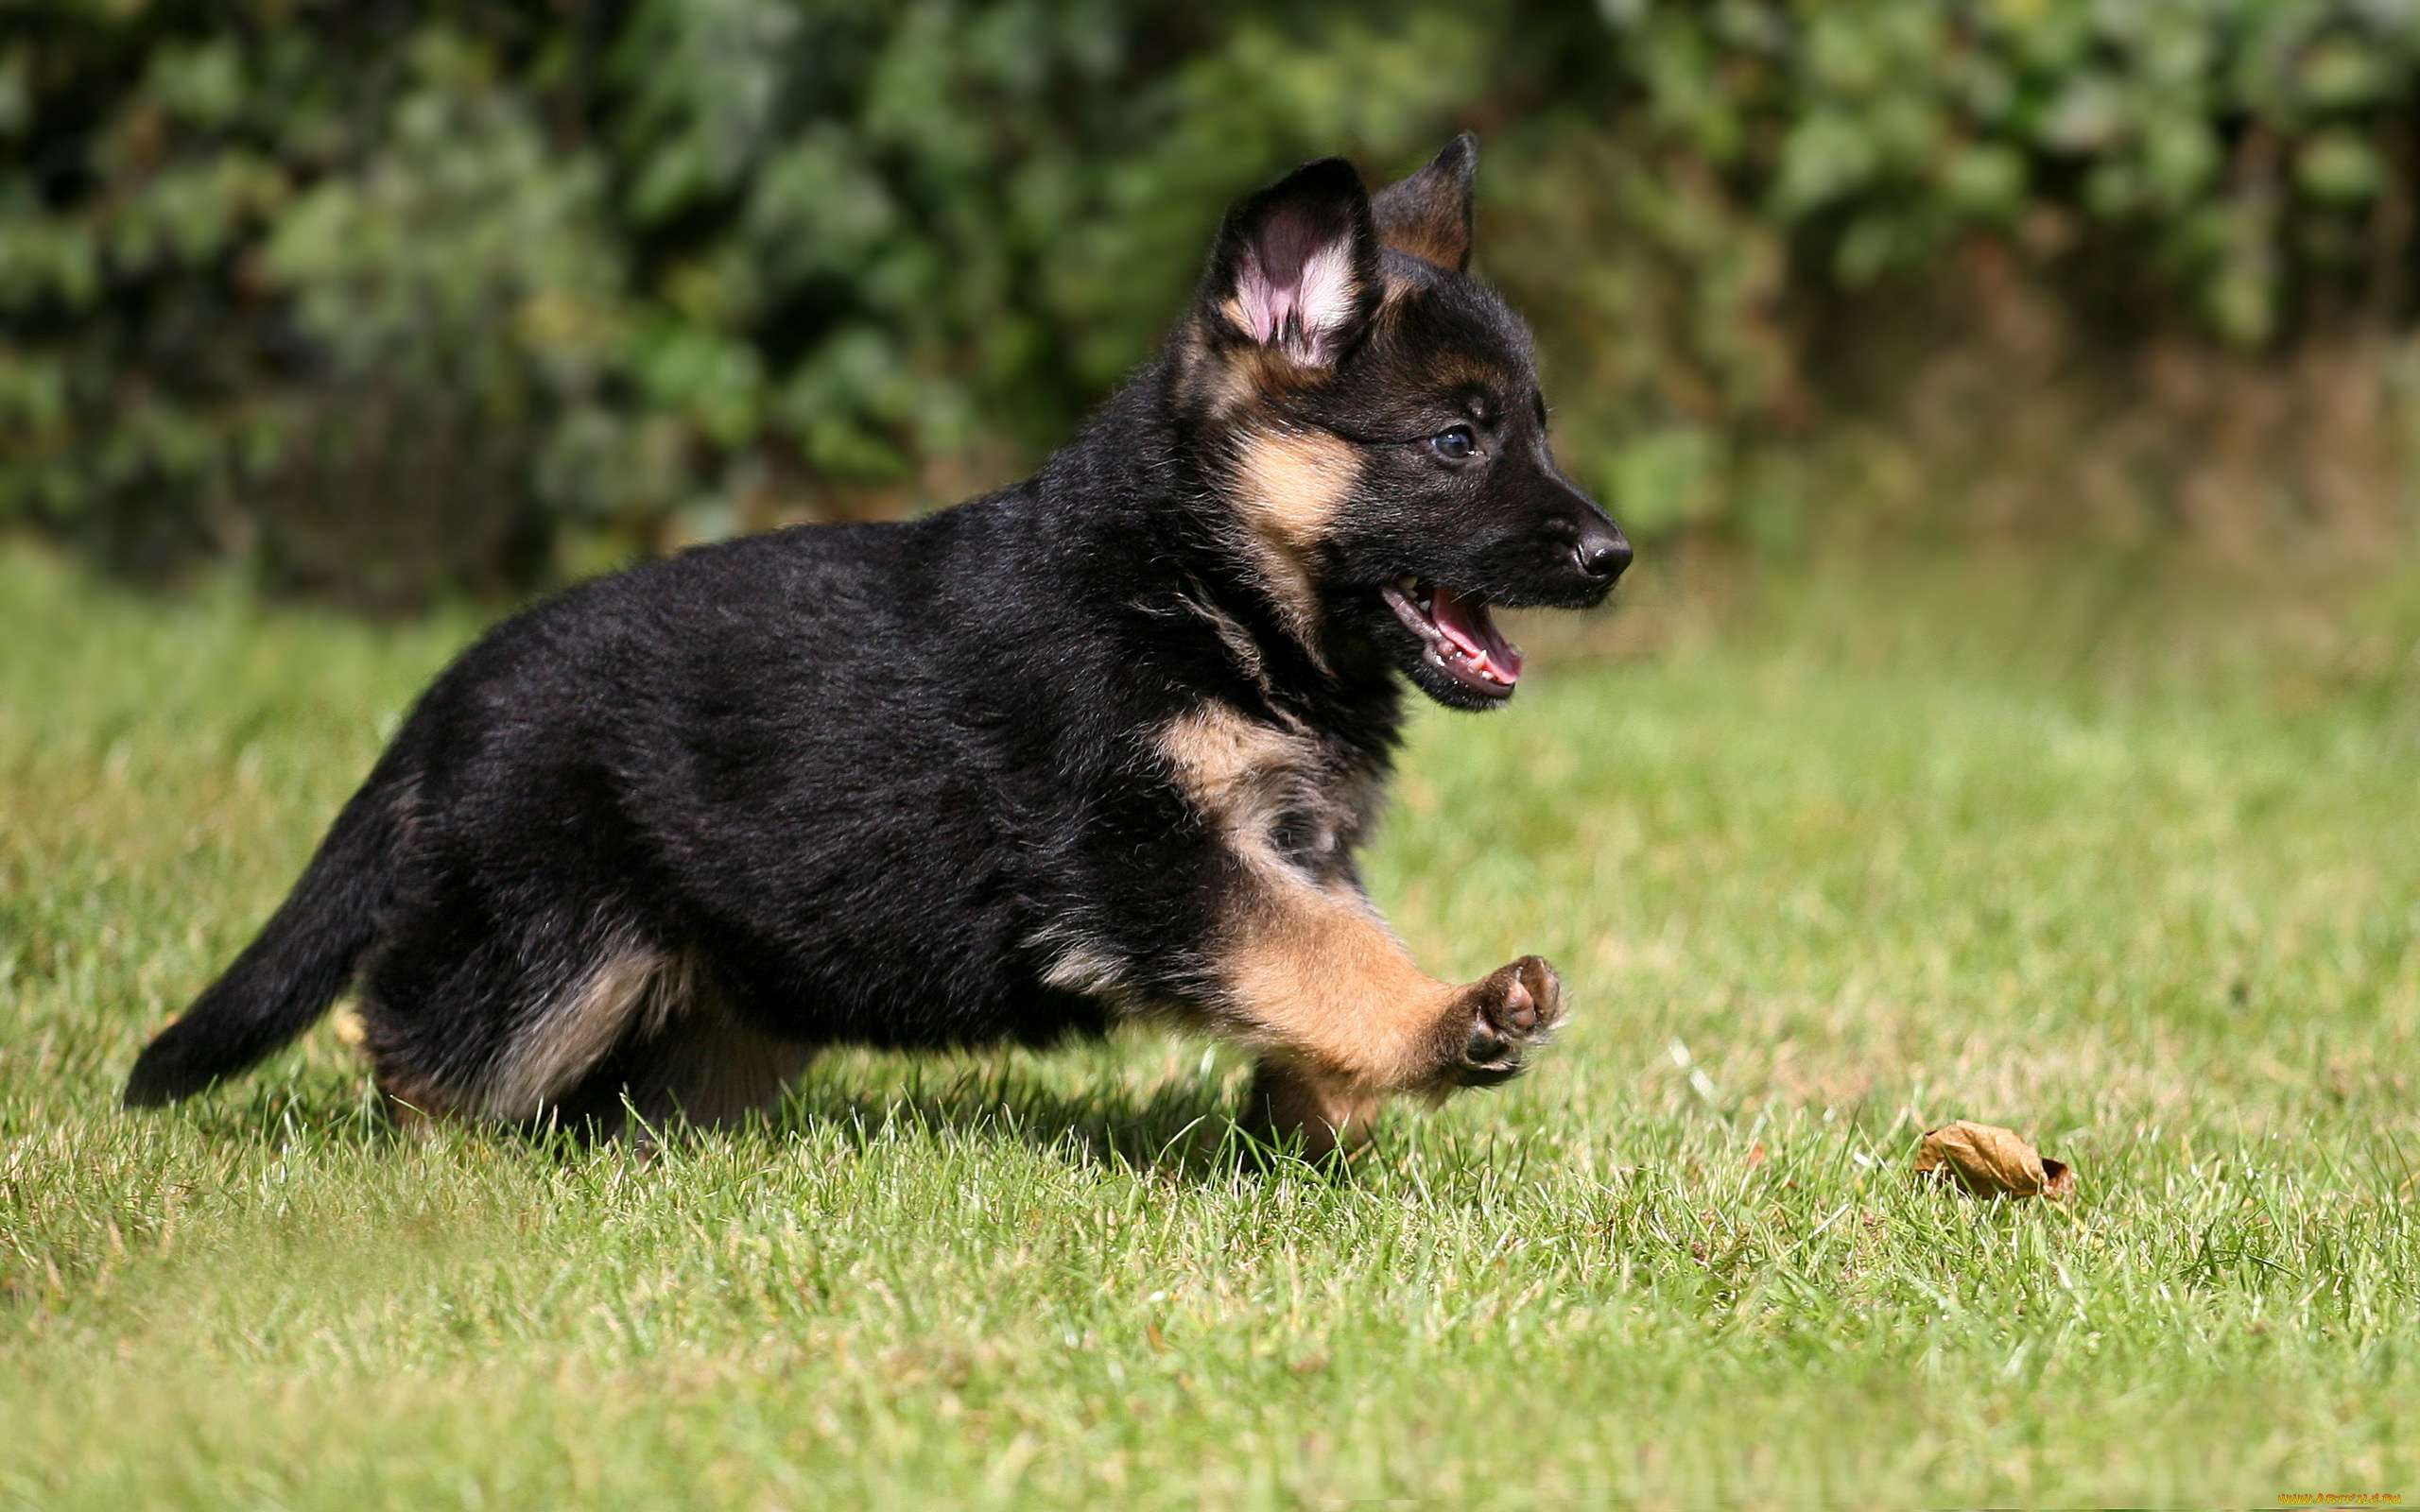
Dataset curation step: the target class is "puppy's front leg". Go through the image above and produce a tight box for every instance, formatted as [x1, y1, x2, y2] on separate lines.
[1238, 1055, 1378, 1160]
[1214, 868, 1564, 1148]
[1156, 702, 1564, 1152]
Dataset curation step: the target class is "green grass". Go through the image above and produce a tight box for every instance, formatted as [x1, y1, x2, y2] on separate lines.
[4, 541, 2419, 1509]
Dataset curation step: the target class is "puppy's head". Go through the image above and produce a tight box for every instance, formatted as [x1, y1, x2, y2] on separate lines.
[1177, 135, 1630, 712]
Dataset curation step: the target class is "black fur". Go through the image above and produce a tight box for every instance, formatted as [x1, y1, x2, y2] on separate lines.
[126, 137, 1631, 1141]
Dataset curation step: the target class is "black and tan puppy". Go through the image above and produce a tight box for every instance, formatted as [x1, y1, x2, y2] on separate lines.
[126, 137, 1631, 1158]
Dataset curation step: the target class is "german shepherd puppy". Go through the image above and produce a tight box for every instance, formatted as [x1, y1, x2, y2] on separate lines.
[125, 136, 1630, 1158]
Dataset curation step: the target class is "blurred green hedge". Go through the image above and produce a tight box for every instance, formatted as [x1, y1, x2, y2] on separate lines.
[8, 1, 2419, 602]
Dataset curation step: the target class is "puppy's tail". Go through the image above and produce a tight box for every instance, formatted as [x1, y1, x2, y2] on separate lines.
[124, 763, 411, 1108]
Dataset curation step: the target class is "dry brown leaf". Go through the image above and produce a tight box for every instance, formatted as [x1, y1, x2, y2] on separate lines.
[1915, 1120, 2074, 1200]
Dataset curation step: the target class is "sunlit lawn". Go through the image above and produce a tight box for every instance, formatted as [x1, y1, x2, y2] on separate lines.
[3, 541, 2417, 1508]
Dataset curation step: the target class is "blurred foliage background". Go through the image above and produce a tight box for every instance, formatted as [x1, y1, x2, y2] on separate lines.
[8, 0, 2420, 607]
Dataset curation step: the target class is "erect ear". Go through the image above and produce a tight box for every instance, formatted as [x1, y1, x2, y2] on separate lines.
[1203, 157, 1380, 369]
[1372, 132, 1478, 273]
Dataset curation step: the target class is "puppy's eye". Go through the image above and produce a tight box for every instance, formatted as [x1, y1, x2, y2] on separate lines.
[1428, 424, 1478, 461]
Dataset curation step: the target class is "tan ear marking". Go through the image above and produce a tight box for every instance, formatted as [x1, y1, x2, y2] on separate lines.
[1373, 133, 1478, 273]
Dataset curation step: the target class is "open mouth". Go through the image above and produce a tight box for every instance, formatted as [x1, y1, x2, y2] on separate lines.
[1382, 577, 1524, 697]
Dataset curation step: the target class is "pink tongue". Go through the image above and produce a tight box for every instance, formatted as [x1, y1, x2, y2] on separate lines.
[1429, 585, 1524, 684]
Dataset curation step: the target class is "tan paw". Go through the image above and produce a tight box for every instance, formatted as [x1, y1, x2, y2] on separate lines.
[1443, 955, 1564, 1088]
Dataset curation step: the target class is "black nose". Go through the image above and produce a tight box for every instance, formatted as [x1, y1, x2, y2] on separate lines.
[1577, 525, 1632, 582]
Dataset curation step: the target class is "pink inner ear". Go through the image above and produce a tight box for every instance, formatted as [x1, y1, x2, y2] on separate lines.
[1236, 207, 1358, 367]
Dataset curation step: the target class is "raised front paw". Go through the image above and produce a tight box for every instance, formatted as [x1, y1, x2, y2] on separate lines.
[1444, 954, 1565, 1088]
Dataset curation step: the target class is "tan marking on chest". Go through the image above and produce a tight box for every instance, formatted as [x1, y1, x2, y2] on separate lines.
[1160, 702, 1330, 865]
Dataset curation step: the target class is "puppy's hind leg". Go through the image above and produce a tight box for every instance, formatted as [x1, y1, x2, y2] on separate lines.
[360, 910, 694, 1130]
[555, 959, 815, 1140]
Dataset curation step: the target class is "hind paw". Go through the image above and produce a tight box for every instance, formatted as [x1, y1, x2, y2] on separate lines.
[1443, 955, 1564, 1088]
